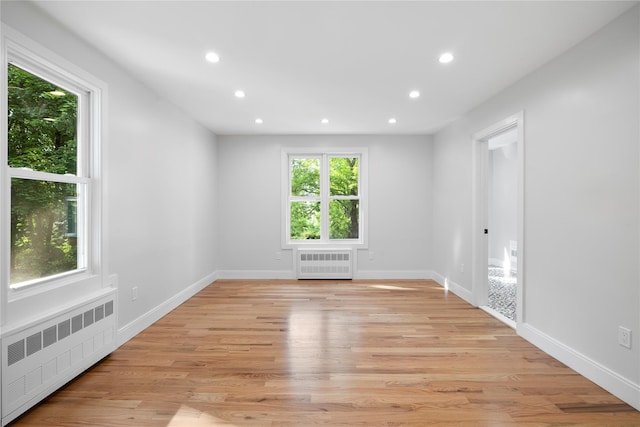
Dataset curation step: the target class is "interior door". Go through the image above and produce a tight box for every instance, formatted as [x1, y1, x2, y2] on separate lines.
[472, 112, 524, 329]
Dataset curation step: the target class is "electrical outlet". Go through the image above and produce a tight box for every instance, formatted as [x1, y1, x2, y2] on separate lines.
[619, 326, 631, 349]
[369, 251, 374, 260]
[275, 251, 282, 260]
[132, 286, 138, 301]
[460, 264, 464, 273]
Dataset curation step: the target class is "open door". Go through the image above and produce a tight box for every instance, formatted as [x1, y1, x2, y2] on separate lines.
[472, 113, 524, 328]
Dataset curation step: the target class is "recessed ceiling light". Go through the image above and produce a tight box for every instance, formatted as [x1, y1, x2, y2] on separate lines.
[205, 51, 220, 63]
[255, 118, 263, 124]
[235, 90, 245, 98]
[439, 52, 454, 64]
[321, 118, 329, 124]
[409, 90, 420, 99]
[388, 118, 397, 124]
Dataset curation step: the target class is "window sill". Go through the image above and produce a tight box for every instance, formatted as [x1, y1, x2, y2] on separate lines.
[283, 240, 367, 250]
[8, 270, 103, 303]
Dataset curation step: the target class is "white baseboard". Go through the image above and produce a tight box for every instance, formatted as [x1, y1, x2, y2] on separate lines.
[217, 270, 435, 280]
[217, 270, 296, 280]
[429, 270, 640, 410]
[114, 268, 640, 411]
[519, 323, 640, 411]
[430, 271, 474, 305]
[488, 257, 503, 267]
[117, 271, 217, 346]
[354, 270, 434, 280]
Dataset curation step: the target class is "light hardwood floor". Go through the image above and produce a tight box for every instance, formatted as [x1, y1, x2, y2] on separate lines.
[11, 280, 640, 426]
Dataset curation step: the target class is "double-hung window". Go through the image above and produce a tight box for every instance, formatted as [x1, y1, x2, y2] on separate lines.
[3, 30, 104, 293]
[283, 148, 367, 247]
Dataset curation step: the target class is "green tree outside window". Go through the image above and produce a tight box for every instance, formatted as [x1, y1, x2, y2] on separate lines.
[8, 63, 79, 284]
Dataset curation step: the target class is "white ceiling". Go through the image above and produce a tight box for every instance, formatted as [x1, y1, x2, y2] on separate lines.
[32, 1, 637, 135]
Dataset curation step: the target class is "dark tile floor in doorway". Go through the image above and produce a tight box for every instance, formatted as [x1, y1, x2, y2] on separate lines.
[488, 265, 517, 322]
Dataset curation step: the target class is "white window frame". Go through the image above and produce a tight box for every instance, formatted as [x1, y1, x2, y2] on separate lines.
[1, 25, 107, 301]
[282, 147, 368, 248]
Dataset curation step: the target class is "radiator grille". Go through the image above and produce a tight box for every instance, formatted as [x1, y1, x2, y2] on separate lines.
[43, 326, 57, 349]
[58, 320, 71, 340]
[72, 314, 83, 333]
[296, 249, 353, 279]
[6, 300, 114, 368]
[2, 292, 117, 425]
[26, 333, 42, 357]
[7, 341, 24, 367]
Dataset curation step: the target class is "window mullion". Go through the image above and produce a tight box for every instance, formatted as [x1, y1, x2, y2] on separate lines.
[320, 154, 330, 242]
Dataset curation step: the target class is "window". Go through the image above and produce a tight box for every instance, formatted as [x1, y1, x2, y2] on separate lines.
[283, 149, 367, 247]
[3, 31, 104, 292]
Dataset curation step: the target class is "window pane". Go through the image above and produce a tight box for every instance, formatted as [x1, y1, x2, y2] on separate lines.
[330, 157, 358, 196]
[11, 178, 81, 284]
[330, 199, 359, 239]
[8, 63, 78, 175]
[290, 201, 320, 240]
[291, 158, 320, 197]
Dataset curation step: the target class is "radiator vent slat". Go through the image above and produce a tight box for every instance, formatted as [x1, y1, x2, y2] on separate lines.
[7, 341, 25, 366]
[71, 314, 83, 334]
[296, 249, 353, 279]
[95, 305, 104, 322]
[43, 326, 57, 349]
[25, 333, 42, 357]
[105, 300, 114, 317]
[84, 310, 94, 327]
[58, 320, 71, 340]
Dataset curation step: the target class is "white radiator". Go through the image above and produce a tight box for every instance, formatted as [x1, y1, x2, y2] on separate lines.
[1, 289, 117, 425]
[296, 248, 353, 279]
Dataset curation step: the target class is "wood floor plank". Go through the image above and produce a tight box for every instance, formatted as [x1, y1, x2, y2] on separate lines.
[10, 279, 640, 426]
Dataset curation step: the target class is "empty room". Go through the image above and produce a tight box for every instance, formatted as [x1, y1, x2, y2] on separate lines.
[0, 1, 639, 425]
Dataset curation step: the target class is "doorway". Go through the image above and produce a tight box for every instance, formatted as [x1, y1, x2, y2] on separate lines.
[472, 113, 524, 328]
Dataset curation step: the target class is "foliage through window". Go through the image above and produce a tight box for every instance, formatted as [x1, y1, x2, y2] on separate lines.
[287, 152, 364, 244]
[7, 61, 87, 287]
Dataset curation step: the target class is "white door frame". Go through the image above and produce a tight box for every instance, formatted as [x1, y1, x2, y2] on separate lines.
[471, 111, 525, 328]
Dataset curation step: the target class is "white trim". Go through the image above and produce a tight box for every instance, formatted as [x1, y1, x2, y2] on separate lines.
[117, 272, 217, 346]
[216, 269, 439, 281]
[488, 257, 503, 267]
[2, 24, 109, 300]
[480, 305, 516, 329]
[354, 270, 433, 280]
[8, 168, 90, 184]
[430, 271, 474, 304]
[471, 112, 525, 324]
[0, 23, 7, 327]
[217, 270, 296, 280]
[281, 147, 368, 249]
[2, 25, 105, 94]
[0, 287, 116, 338]
[520, 323, 640, 411]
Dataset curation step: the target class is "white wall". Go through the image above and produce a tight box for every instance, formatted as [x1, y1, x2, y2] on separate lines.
[216, 134, 433, 279]
[433, 7, 639, 407]
[2, 1, 219, 336]
[488, 140, 518, 267]
[4, 0, 638, 413]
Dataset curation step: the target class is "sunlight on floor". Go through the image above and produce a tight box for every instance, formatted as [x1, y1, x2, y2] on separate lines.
[368, 284, 417, 291]
[167, 405, 238, 426]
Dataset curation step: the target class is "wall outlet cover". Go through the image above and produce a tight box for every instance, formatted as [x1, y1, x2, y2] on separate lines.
[618, 326, 631, 349]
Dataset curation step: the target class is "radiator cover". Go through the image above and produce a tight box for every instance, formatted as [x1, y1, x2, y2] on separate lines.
[296, 248, 353, 279]
[1, 289, 117, 425]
